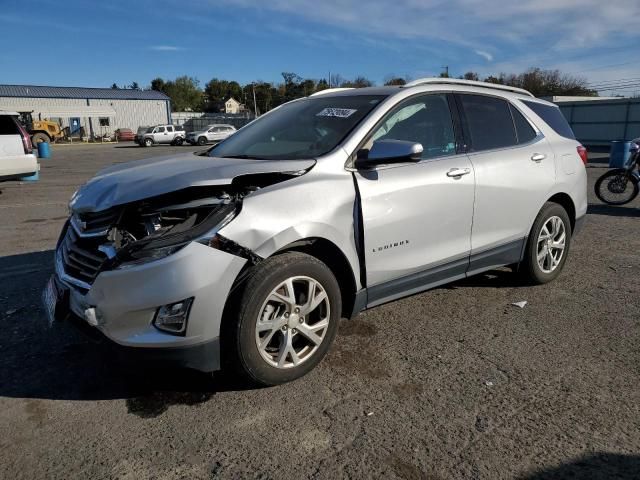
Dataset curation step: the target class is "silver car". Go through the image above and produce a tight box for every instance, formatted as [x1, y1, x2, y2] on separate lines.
[186, 124, 237, 146]
[45, 79, 588, 386]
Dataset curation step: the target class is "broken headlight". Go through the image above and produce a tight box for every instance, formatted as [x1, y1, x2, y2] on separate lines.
[116, 201, 238, 267]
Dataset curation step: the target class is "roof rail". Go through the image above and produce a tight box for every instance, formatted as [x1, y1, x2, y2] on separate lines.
[403, 77, 535, 97]
[310, 87, 355, 97]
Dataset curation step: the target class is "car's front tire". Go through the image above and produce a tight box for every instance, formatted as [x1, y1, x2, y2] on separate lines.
[223, 252, 341, 386]
[197, 136, 208, 146]
[520, 202, 572, 285]
[143, 138, 153, 147]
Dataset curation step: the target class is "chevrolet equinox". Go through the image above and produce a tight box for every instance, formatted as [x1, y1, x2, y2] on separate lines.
[45, 78, 588, 386]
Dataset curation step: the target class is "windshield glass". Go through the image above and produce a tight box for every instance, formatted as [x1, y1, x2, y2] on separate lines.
[209, 95, 386, 159]
[146, 127, 154, 133]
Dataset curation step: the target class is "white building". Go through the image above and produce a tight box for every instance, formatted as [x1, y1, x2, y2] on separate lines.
[224, 97, 244, 114]
[0, 84, 171, 137]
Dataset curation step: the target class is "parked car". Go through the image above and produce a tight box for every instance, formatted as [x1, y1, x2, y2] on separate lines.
[46, 79, 587, 386]
[0, 110, 39, 181]
[137, 124, 185, 147]
[133, 126, 150, 145]
[186, 124, 237, 146]
[115, 128, 135, 142]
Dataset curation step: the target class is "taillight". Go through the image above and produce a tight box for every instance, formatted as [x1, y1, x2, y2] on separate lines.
[577, 145, 588, 165]
[14, 119, 33, 154]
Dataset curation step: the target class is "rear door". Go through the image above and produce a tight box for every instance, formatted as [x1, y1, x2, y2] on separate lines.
[354, 93, 475, 306]
[455, 93, 556, 274]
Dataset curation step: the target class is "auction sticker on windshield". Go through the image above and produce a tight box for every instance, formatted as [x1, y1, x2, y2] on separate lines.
[316, 108, 357, 118]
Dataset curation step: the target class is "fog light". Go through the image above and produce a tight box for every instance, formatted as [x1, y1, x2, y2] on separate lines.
[153, 298, 194, 335]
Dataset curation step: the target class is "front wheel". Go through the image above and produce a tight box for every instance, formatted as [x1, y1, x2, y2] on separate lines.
[223, 252, 341, 386]
[197, 136, 208, 146]
[595, 169, 639, 205]
[143, 138, 153, 147]
[519, 202, 572, 285]
[173, 137, 184, 146]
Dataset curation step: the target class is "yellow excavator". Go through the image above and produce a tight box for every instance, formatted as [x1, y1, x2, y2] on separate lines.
[18, 112, 68, 144]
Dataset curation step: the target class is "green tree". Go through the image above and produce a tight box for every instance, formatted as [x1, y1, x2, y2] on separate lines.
[150, 77, 165, 91]
[129, 81, 140, 90]
[384, 77, 406, 86]
[111, 83, 120, 89]
[162, 76, 203, 111]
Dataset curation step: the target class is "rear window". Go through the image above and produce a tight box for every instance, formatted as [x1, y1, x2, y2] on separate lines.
[509, 105, 537, 144]
[0, 115, 20, 135]
[522, 101, 575, 139]
[458, 94, 517, 151]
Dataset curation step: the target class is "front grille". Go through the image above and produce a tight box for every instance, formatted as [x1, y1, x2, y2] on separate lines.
[60, 226, 109, 284]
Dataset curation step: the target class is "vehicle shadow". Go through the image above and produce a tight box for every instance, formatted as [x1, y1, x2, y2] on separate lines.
[0, 250, 253, 415]
[587, 203, 640, 218]
[520, 452, 640, 480]
[448, 267, 520, 289]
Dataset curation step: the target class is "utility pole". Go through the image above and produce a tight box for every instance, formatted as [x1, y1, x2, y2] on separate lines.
[252, 83, 258, 117]
[328, 71, 331, 88]
[441, 65, 449, 78]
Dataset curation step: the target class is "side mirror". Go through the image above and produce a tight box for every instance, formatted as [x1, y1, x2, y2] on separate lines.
[630, 143, 639, 153]
[355, 139, 423, 169]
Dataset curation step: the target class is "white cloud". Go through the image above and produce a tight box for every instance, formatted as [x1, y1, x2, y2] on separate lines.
[149, 45, 182, 51]
[474, 50, 493, 62]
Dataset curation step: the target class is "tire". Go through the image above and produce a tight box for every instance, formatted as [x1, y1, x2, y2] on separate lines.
[223, 252, 341, 386]
[197, 136, 207, 146]
[172, 137, 184, 146]
[520, 202, 572, 285]
[143, 138, 153, 147]
[31, 132, 50, 145]
[594, 169, 639, 205]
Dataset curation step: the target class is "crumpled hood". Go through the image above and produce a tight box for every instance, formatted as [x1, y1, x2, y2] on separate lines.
[70, 152, 315, 213]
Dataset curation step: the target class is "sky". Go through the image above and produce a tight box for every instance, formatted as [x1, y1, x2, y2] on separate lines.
[2, 0, 639, 95]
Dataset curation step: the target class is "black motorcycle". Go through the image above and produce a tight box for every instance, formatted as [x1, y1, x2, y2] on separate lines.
[595, 141, 640, 205]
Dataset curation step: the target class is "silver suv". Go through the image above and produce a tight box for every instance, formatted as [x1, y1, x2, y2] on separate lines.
[186, 124, 236, 146]
[138, 124, 185, 147]
[46, 79, 588, 386]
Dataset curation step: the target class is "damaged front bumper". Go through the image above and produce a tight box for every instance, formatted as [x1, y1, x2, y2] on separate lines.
[50, 241, 246, 372]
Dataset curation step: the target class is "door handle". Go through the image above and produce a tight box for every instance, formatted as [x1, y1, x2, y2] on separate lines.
[531, 153, 546, 162]
[446, 168, 471, 178]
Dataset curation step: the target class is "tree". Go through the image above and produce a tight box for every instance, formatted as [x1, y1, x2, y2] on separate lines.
[481, 68, 596, 96]
[162, 76, 203, 111]
[111, 83, 120, 89]
[341, 76, 374, 88]
[204, 78, 243, 111]
[384, 77, 406, 86]
[129, 81, 140, 90]
[150, 77, 165, 92]
[461, 72, 479, 81]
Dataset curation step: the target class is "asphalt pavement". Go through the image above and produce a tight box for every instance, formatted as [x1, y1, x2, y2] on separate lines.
[0, 143, 638, 479]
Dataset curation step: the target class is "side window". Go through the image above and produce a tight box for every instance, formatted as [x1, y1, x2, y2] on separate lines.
[509, 104, 537, 144]
[368, 94, 456, 160]
[0, 115, 20, 135]
[166, 126, 174, 132]
[458, 95, 517, 151]
[522, 100, 576, 140]
[157, 126, 165, 133]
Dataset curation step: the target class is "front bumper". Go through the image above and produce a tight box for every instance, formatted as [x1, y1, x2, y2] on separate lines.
[53, 241, 247, 371]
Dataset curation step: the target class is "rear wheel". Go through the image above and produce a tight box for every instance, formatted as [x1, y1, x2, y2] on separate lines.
[197, 136, 207, 146]
[520, 202, 572, 285]
[595, 169, 639, 205]
[31, 132, 50, 145]
[172, 137, 184, 146]
[223, 252, 341, 386]
[143, 138, 153, 147]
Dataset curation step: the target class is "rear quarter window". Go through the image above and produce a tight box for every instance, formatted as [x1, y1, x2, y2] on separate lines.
[522, 100, 575, 140]
[0, 115, 20, 135]
[509, 104, 537, 144]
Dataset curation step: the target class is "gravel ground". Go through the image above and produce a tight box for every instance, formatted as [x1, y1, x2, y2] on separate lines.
[0, 144, 638, 479]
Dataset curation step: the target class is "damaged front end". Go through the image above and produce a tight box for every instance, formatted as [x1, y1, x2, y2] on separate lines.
[59, 183, 264, 291]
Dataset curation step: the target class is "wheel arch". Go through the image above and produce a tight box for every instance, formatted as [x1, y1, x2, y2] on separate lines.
[546, 192, 576, 233]
[272, 237, 358, 319]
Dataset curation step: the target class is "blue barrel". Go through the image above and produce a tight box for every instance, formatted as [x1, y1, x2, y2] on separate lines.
[609, 141, 633, 168]
[37, 141, 51, 159]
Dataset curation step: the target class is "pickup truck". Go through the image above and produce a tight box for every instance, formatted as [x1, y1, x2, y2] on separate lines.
[137, 125, 185, 147]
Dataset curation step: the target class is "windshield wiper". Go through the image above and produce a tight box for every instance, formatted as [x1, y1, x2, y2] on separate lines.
[219, 154, 267, 160]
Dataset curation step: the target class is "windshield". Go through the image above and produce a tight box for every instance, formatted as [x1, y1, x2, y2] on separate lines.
[209, 95, 386, 160]
[146, 127, 154, 133]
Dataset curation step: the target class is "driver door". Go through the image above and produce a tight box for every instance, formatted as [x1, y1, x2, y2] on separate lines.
[354, 93, 475, 306]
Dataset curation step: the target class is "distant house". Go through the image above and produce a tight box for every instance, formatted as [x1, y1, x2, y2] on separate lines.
[224, 97, 244, 114]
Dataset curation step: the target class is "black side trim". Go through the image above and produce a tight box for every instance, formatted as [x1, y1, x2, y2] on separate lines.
[367, 256, 469, 308]
[350, 289, 368, 318]
[467, 238, 524, 276]
[351, 173, 367, 290]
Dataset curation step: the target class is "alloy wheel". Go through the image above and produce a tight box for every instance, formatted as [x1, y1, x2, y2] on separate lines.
[536, 216, 566, 273]
[255, 276, 330, 369]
